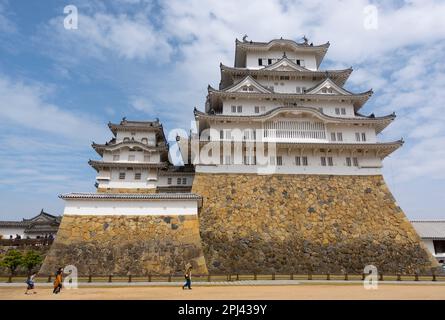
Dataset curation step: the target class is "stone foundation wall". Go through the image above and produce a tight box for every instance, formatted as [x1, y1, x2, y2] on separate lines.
[39, 215, 208, 276]
[192, 173, 437, 274]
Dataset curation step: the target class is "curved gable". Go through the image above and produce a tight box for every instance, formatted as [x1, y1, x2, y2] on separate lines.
[306, 78, 352, 95]
[224, 75, 272, 93]
[263, 57, 308, 72]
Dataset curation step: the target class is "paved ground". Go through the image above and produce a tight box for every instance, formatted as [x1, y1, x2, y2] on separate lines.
[1, 282, 445, 300]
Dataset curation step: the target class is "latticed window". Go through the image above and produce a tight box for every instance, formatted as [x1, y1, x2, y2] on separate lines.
[337, 132, 343, 141]
[264, 120, 326, 140]
[119, 172, 126, 180]
[295, 156, 301, 166]
[353, 157, 359, 167]
[302, 156, 308, 166]
[134, 172, 141, 180]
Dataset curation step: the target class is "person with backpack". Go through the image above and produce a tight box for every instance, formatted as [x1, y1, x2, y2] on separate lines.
[182, 266, 192, 290]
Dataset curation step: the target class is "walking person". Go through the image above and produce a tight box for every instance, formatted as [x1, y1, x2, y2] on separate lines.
[25, 272, 37, 295]
[53, 268, 63, 294]
[182, 266, 192, 290]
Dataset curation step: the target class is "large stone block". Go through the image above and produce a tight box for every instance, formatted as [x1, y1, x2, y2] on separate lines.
[40, 215, 208, 276]
[192, 173, 437, 274]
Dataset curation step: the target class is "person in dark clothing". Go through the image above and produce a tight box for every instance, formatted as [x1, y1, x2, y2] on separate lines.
[182, 266, 192, 290]
[53, 268, 63, 294]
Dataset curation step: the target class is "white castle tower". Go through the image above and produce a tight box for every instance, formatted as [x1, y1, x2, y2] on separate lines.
[91, 119, 194, 193]
[191, 37, 401, 174]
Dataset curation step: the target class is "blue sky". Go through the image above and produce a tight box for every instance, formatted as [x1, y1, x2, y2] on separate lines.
[0, 0, 444, 219]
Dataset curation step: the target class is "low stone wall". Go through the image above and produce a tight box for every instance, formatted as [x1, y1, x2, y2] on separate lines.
[39, 215, 208, 276]
[192, 173, 437, 274]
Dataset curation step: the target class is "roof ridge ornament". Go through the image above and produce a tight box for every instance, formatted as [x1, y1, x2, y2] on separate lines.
[282, 51, 287, 58]
[242, 34, 248, 42]
[303, 35, 309, 45]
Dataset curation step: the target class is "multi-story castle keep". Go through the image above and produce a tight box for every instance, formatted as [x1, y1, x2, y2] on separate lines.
[41, 38, 437, 276]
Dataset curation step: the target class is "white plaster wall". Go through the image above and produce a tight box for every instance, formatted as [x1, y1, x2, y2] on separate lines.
[221, 98, 357, 117]
[116, 131, 157, 145]
[103, 149, 161, 163]
[196, 164, 382, 175]
[63, 199, 199, 216]
[246, 51, 317, 70]
[423, 239, 436, 256]
[157, 175, 193, 187]
[194, 146, 383, 174]
[97, 168, 158, 189]
[0, 227, 26, 239]
[206, 121, 377, 145]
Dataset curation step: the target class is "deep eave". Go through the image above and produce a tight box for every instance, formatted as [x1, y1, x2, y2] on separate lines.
[88, 160, 168, 172]
[207, 86, 373, 111]
[59, 192, 202, 201]
[220, 63, 352, 88]
[194, 107, 395, 134]
[91, 141, 169, 157]
[197, 140, 403, 158]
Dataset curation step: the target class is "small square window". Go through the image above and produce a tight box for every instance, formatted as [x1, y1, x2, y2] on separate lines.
[167, 177, 172, 185]
[177, 178, 181, 185]
[220, 130, 224, 140]
[254, 106, 260, 113]
[119, 172, 126, 180]
[353, 157, 359, 167]
[182, 178, 187, 185]
[237, 106, 242, 113]
[328, 157, 333, 166]
[346, 157, 352, 166]
[321, 157, 326, 166]
[341, 108, 346, 115]
[337, 132, 343, 141]
[113, 155, 120, 161]
[361, 133, 367, 141]
[295, 156, 301, 166]
[277, 156, 283, 166]
[231, 105, 236, 113]
[258, 58, 263, 66]
[355, 132, 361, 141]
[335, 108, 340, 115]
[134, 173, 141, 180]
[331, 133, 336, 141]
[302, 156, 308, 166]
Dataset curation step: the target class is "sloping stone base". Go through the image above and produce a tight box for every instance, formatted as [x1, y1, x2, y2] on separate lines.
[191, 173, 437, 274]
[40, 215, 208, 276]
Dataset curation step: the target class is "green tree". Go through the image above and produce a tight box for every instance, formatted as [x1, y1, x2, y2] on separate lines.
[21, 250, 43, 274]
[0, 250, 23, 276]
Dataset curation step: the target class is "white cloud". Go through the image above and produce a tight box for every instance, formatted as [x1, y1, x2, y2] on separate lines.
[131, 96, 153, 113]
[45, 12, 172, 62]
[0, 74, 105, 143]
